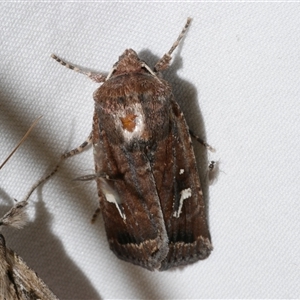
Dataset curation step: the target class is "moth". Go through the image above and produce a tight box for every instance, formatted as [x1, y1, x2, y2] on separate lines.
[0, 202, 59, 299]
[0, 118, 59, 299]
[51, 18, 213, 271]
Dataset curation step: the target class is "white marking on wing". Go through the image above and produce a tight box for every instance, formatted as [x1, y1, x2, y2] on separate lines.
[100, 178, 126, 220]
[173, 188, 192, 218]
[115, 103, 145, 142]
[105, 193, 126, 220]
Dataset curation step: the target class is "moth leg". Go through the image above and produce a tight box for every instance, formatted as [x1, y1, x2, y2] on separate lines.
[62, 132, 93, 159]
[154, 17, 192, 72]
[91, 207, 101, 224]
[72, 173, 98, 222]
[23, 132, 93, 202]
[60, 133, 102, 224]
[22, 163, 60, 202]
[51, 54, 107, 83]
[189, 129, 215, 152]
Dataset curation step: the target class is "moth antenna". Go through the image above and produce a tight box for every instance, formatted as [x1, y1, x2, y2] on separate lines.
[167, 17, 192, 57]
[154, 17, 192, 72]
[0, 201, 29, 229]
[0, 116, 42, 229]
[0, 116, 42, 170]
[51, 54, 107, 83]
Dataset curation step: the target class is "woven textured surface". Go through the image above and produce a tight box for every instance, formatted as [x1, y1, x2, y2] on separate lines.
[1, 3, 300, 299]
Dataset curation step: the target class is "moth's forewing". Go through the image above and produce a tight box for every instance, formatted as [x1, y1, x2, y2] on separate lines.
[159, 99, 212, 270]
[0, 234, 58, 299]
[93, 73, 170, 270]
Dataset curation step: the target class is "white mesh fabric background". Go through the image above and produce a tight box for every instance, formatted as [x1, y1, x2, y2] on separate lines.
[1, 3, 300, 299]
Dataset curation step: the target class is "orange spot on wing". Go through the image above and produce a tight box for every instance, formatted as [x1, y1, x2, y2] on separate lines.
[120, 114, 137, 132]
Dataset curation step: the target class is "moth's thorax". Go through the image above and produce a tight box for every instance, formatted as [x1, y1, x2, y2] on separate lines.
[113, 49, 147, 76]
[93, 72, 172, 145]
[94, 71, 171, 102]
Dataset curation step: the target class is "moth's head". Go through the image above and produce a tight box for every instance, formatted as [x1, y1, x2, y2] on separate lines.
[112, 49, 149, 76]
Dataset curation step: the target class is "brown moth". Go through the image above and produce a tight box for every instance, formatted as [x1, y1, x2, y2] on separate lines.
[0, 203, 59, 299]
[0, 119, 59, 299]
[51, 18, 213, 271]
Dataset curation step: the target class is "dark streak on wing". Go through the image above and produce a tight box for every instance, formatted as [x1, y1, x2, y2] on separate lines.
[159, 100, 212, 270]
